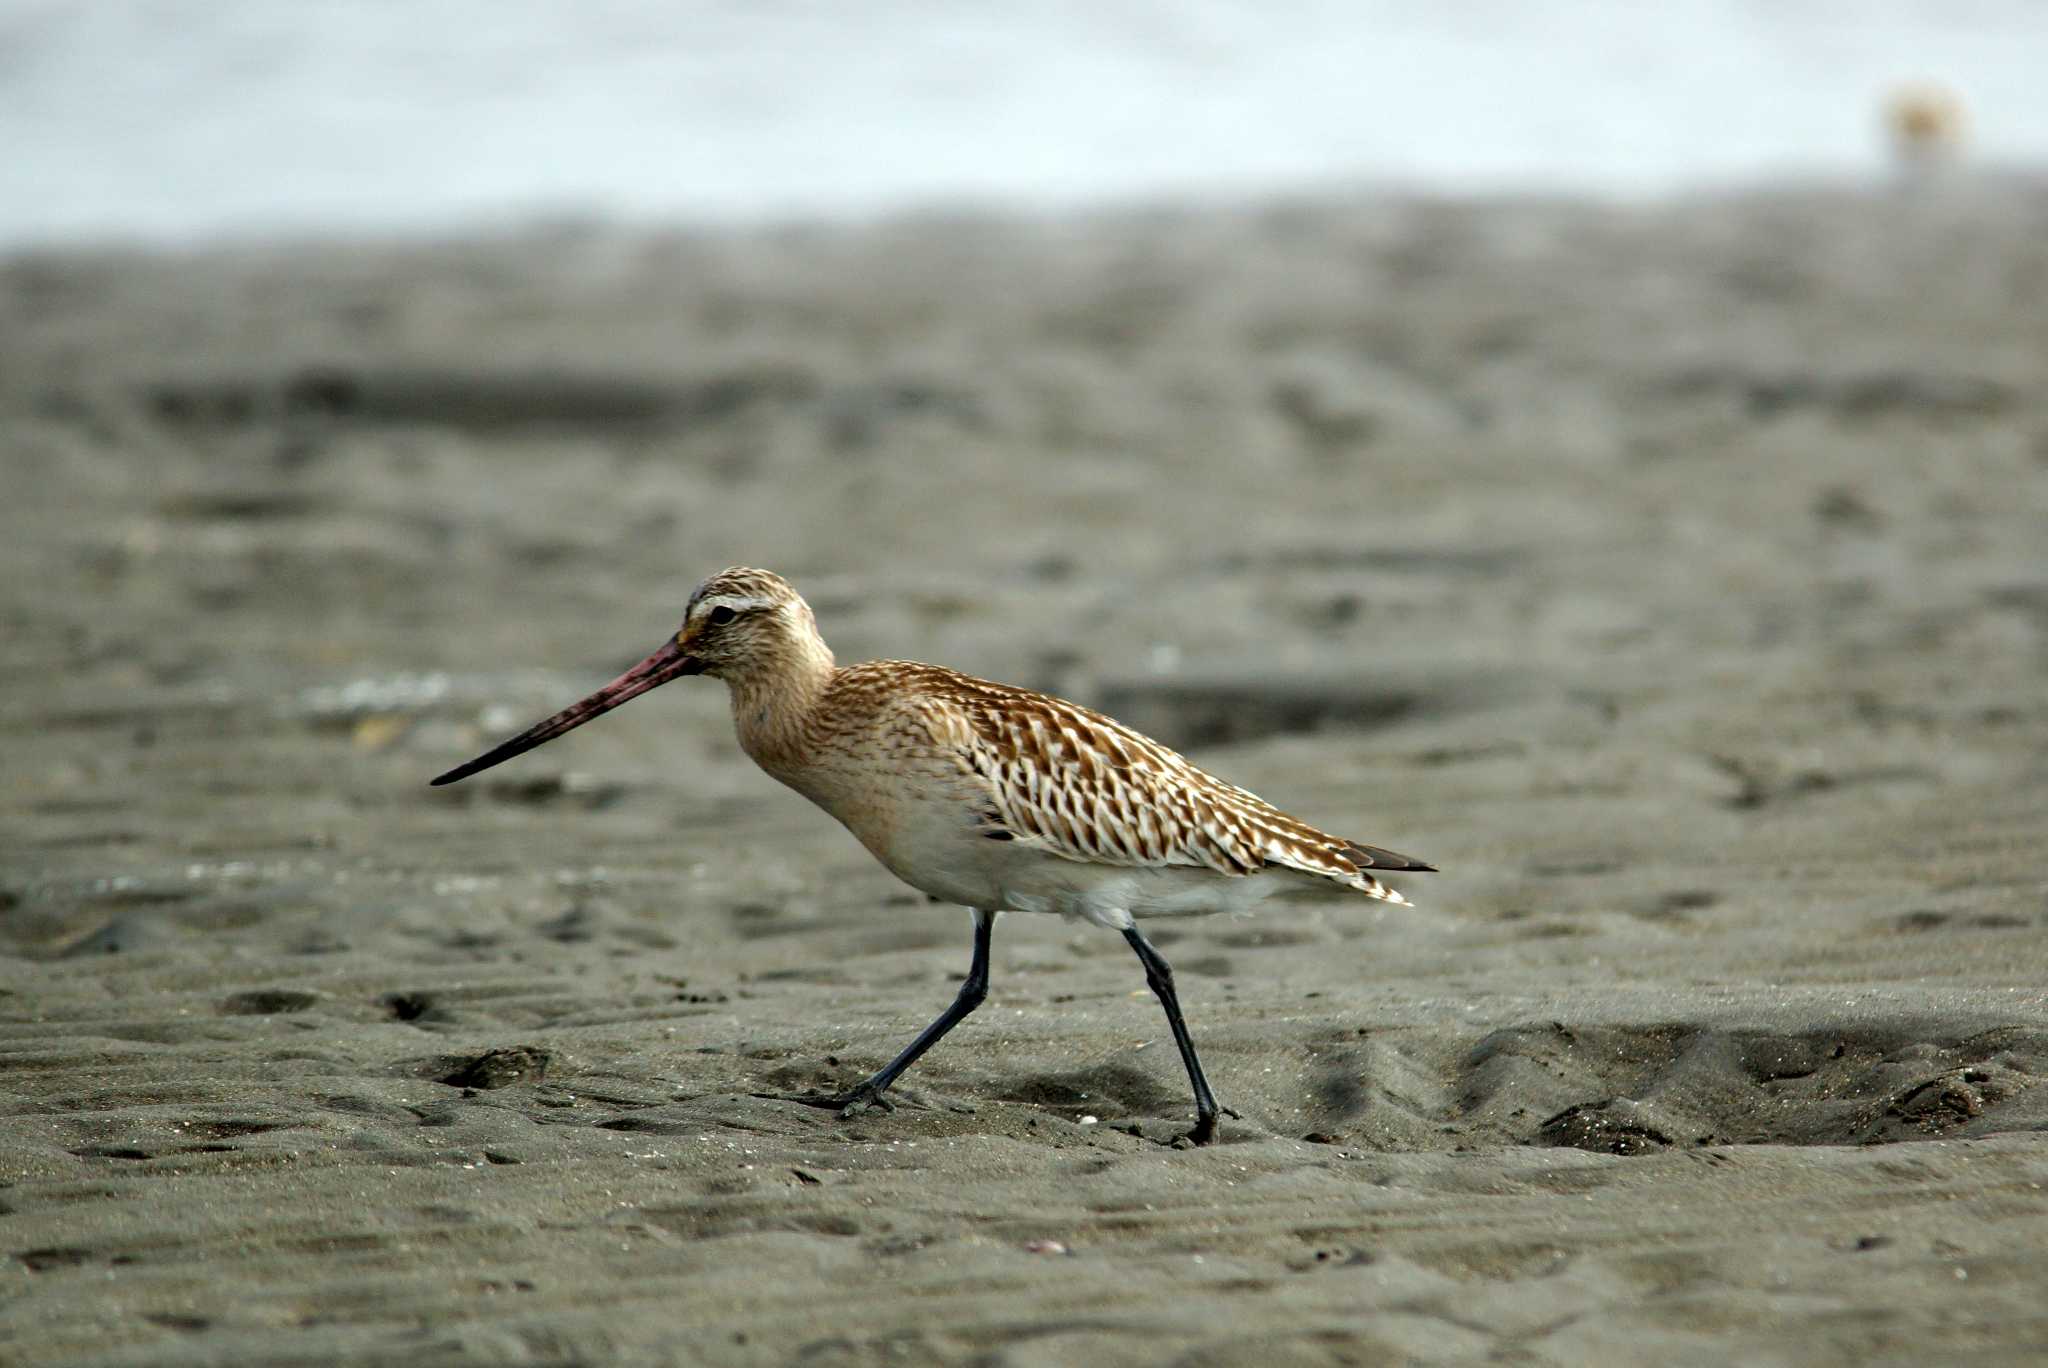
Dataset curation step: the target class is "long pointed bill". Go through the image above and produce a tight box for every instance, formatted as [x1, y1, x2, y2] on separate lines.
[430, 638, 699, 786]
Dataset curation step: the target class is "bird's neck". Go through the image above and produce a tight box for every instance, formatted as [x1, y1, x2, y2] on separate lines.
[725, 631, 837, 772]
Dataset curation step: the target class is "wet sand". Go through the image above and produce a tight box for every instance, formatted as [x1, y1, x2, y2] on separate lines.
[6, 180, 2048, 1365]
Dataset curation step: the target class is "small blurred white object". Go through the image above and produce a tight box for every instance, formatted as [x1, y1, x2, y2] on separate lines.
[1883, 82, 1969, 178]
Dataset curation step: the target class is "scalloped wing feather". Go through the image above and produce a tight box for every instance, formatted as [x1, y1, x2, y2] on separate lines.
[878, 662, 1429, 904]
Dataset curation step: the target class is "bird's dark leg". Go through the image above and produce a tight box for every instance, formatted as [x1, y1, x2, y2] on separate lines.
[1123, 924, 1226, 1145]
[791, 908, 994, 1118]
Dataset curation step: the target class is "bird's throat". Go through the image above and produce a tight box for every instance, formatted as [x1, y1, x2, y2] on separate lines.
[725, 634, 835, 772]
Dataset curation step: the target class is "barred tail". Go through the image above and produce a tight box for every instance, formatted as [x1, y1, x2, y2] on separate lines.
[1342, 840, 1434, 906]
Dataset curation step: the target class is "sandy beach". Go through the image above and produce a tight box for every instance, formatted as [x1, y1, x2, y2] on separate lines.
[6, 180, 2048, 1364]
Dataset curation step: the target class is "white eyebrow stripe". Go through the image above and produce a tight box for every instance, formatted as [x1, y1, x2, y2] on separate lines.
[695, 594, 777, 618]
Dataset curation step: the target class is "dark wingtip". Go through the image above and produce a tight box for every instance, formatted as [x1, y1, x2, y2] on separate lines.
[1343, 841, 1438, 873]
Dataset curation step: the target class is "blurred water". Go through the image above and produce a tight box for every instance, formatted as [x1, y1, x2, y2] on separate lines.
[3, 0, 2043, 248]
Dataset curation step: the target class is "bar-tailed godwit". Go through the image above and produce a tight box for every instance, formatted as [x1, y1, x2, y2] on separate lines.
[432, 567, 1433, 1144]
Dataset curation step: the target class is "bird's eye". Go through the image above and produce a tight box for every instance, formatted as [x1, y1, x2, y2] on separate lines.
[708, 606, 736, 626]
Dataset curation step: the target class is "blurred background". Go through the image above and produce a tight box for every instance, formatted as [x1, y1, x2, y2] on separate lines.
[4, 0, 2044, 248]
[5, 0, 2045, 915]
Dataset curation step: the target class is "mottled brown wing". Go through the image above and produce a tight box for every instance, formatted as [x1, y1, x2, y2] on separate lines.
[903, 664, 1427, 894]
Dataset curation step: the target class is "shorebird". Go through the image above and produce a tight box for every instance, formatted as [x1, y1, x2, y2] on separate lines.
[432, 568, 1433, 1143]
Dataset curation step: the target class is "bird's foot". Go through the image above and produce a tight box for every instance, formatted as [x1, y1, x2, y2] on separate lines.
[1169, 1105, 1241, 1149]
[769, 1082, 896, 1120]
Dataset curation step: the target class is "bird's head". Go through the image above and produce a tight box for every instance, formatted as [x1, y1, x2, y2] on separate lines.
[429, 566, 819, 787]
[672, 566, 815, 680]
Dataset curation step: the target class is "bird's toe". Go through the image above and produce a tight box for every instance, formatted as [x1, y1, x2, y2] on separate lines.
[832, 1087, 894, 1118]
[758, 1087, 883, 1115]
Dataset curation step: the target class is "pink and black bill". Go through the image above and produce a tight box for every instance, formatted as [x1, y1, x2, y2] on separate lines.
[429, 637, 699, 787]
